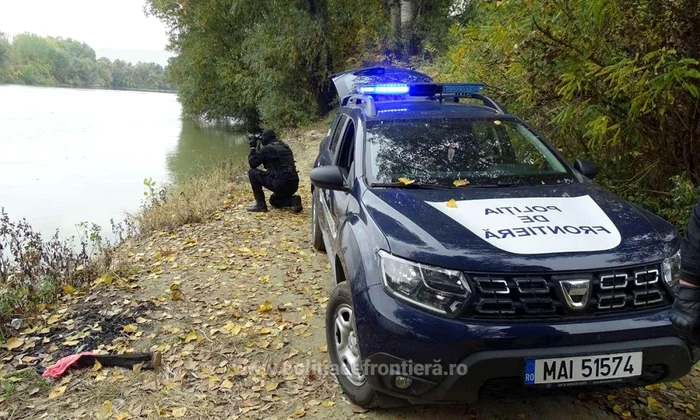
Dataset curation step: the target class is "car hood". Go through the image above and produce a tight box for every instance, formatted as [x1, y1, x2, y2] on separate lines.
[363, 182, 678, 272]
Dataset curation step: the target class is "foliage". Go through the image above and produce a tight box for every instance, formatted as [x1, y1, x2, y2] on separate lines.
[427, 0, 700, 229]
[0, 33, 173, 90]
[146, 0, 460, 128]
[0, 209, 132, 330]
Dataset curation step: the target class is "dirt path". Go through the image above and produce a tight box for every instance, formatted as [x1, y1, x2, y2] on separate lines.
[1, 125, 699, 419]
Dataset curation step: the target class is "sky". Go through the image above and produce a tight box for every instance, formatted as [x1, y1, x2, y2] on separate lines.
[0, 0, 173, 65]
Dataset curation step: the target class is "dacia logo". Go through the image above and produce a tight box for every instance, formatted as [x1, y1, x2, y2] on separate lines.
[558, 279, 591, 310]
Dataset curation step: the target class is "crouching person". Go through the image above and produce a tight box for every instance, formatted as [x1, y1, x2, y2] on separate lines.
[246, 129, 302, 213]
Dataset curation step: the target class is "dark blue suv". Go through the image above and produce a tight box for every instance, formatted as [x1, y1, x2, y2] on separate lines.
[309, 67, 698, 408]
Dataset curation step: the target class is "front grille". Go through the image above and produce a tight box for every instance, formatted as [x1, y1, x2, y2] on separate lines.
[465, 263, 670, 320]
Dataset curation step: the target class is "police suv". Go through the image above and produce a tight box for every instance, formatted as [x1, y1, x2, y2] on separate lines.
[309, 67, 698, 408]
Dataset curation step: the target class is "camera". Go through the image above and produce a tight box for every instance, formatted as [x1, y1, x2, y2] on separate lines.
[248, 132, 262, 149]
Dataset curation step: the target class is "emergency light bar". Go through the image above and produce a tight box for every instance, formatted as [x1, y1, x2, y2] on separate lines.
[358, 84, 410, 95]
[356, 83, 484, 97]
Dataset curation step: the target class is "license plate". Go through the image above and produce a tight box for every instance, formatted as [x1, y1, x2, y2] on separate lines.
[524, 352, 643, 385]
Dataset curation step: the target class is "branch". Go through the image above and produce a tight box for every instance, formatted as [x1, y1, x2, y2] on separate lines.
[531, 18, 605, 68]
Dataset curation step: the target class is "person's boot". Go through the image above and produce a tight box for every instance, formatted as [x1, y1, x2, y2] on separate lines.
[291, 195, 303, 213]
[246, 201, 268, 212]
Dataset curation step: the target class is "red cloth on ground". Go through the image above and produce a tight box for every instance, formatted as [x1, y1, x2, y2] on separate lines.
[42, 351, 95, 378]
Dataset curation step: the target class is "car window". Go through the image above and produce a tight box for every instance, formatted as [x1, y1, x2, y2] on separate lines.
[337, 120, 355, 171]
[365, 118, 573, 187]
[329, 115, 347, 156]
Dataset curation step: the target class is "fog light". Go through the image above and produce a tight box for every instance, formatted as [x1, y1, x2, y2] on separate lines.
[394, 376, 413, 389]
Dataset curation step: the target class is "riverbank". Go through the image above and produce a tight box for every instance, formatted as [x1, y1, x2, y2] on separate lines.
[0, 82, 177, 94]
[2, 120, 700, 419]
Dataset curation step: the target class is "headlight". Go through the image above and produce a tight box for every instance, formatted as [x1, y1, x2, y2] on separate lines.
[378, 250, 471, 316]
[662, 249, 681, 294]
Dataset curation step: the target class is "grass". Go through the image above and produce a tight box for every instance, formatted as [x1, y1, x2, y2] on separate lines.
[132, 159, 249, 234]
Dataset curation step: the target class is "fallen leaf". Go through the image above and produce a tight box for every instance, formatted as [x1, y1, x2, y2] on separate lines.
[63, 284, 75, 294]
[184, 331, 199, 343]
[92, 359, 103, 372]
[446, 199, 458, 208]
[172, 407, 187, 418]
[397, 177, 415, 185]
[3, 337, 24, 351]
[258, 300, 273, 313]
[292, 407, 306, 418]
[221, 379, 233, 389]
[322, 401, 335, 407]
[453, 179, 470, 187]
[97, 400, 113, 420]
[49, 385, 67, 399]
[123, 325, 138, 333]
[647, 396, 660, 407]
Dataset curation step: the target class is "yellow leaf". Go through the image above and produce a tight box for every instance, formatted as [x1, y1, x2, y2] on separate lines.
[292, 407, 306, 418]
[446, 199, 458, 208]
[322, 401, 335, 407]
[97, 400, 113, 420]
[172, 407, 187, 418]
[453, 179, 470, 187]
[115, 413, 131, 420]
[265, 381, 279, 391]
[494, 120, 502, 125]
[3, 337, 24, 350]
[645, 383, 663, 391]
[92, 359, 103, 372]
[63, 284, 75, 294]
[184, 331, 199, 343]
[123, 324, 138, 333]
[647, 396, 660, 407]
[155, 252, 163, 260]
[47, 314, 62, 325]
[48, 385, 67, 399]
[170, 290, 183, 301]
[221, 379, 233, 389]
[397, 177, 415, 185]
[258, 300, 273, 313]
[169, 283, 180, 291]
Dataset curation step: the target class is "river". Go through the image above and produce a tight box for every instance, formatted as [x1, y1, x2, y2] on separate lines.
[0, 84, 249, 241]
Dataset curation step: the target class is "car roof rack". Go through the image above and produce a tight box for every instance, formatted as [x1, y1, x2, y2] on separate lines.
[342, 83, 505, 116]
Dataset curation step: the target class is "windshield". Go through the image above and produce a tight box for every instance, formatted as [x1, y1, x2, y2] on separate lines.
[365, 118, 575, 187]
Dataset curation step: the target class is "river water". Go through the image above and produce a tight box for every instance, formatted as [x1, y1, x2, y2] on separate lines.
[0, 84, 249, 240]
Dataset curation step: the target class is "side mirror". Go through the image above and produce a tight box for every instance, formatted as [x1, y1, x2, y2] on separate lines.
[310, 165, 349, 192]
[574, 158, 598, 179]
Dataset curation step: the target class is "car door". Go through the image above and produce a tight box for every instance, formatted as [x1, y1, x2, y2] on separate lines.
[319, 114, 349, 240]
[328, 118, 357, 237]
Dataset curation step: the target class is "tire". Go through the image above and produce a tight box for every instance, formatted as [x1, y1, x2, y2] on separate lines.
[311, 189, 325, 252]
[326, 281, 379, 408]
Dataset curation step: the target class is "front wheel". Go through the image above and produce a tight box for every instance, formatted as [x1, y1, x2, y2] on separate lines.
[326, 282, 379, 408]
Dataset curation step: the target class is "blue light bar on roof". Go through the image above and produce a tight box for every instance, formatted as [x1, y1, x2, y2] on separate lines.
[441, 83, 484, 94]
[358, 83, 410, 95]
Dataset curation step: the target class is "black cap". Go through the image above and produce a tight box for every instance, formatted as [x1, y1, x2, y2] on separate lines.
[262, 129, 276, 145]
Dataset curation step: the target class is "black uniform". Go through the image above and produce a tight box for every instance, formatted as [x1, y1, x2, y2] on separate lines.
[671, 196, 700, 346]
[247, 130, 301, 212]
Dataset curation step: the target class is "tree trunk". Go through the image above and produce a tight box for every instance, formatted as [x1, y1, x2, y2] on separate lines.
[390, 0, 402, 54]
[400, 0, 415, 58]
[308, 0, 334, 115]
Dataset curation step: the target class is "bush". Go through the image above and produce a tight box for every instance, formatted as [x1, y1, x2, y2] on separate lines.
[427, 0, 700, 227]
[0, 210, 130, 330]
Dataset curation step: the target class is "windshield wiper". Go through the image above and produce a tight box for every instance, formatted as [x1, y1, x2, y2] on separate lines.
[454, 181, 519, 188]
[370, 182, 454, 190]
